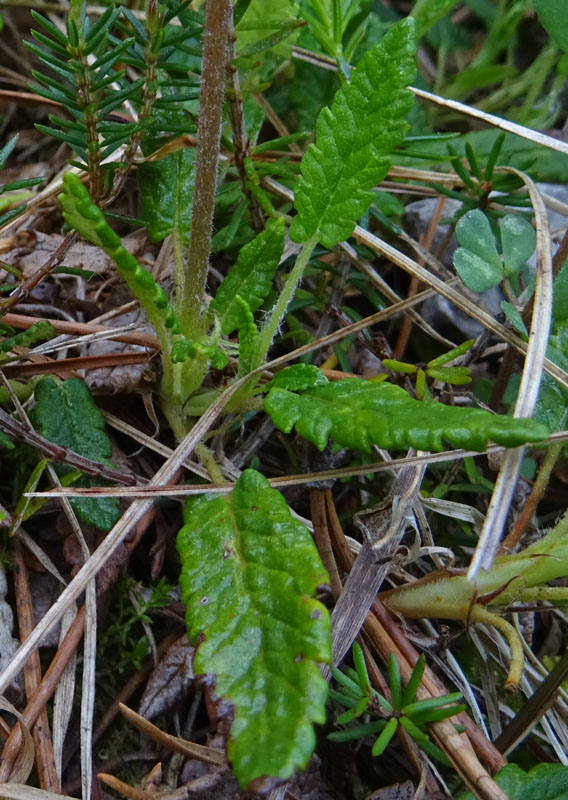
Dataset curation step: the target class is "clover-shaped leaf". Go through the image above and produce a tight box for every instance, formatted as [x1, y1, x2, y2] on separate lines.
[453, 209, 502, 291]
[501, 214, 536, 275]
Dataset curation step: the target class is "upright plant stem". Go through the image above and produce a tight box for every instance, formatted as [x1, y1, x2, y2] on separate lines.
[179, 0, 231, 338]
[254, 235, 318, 365]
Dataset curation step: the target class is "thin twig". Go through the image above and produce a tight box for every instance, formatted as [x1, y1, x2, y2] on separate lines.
[25, 429, 568, 498]
[0, 405, 142, 486]
[0, 233, 77, 313]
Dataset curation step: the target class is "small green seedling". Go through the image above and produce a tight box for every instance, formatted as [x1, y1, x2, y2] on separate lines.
[382, 339, 474, 400]
[329, 644, 465, 764]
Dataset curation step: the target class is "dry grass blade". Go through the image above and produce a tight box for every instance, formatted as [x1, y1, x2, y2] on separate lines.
[97, 773, 156, 800]
[0, 312, 159, 350]
[1, 351, 151, 378]
[289, 44, 568, 158]
[24, 429, 568, 498]
[468, 172, 553, 579]
[0, 364, 273, 697]
[411, 86, 568, 157]
[0, 698, 35, 783]
[329, 463, 426, 669]
[9, 543, 59, 791]
[0, 790, 77, 800]
[0, 314, 158, 349]
[51, 606, 78, 783]
[118, 703, 226, 767]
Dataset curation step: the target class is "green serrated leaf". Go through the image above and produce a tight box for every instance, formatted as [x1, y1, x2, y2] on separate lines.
[211, 218, 285, 335]
[289, 18, 416, 249]
[138, 146, 197, 244]
[453, 209, 503, 291]
[270, 364, 328, 392]
[32, 378, 120, 531]
[500, 214, 536, 275]
[533, 0, 568, 55]
[177, 469, 330, 788]
[410, 0, 462, 36]
[264, 378, 549, 453]
[70, 481, 121, 532]
[458, 763, 568, 800]
[535, 328, 568, 431]
[33, 378, 112, 462]
[235, 296, 259, 377]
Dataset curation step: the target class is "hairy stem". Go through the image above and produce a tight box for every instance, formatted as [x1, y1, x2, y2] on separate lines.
[179, 0, 231, 337]
[254, 234, 318, 365]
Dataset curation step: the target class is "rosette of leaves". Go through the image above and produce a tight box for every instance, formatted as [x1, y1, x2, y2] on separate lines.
[330, 645, 464, 764]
